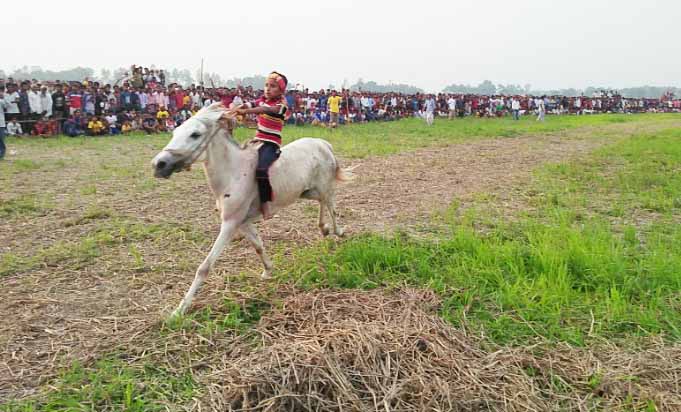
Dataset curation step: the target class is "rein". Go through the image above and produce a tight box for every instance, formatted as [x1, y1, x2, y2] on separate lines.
[163, 126, 220, 168]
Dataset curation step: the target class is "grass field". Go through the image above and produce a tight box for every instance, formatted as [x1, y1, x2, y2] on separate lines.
[2, 114, 681, 411]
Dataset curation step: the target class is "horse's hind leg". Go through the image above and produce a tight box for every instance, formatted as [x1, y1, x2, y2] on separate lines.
[240, 222, 273, 279]
[318, 201, 331, 236]
[325, 192, 344, 237]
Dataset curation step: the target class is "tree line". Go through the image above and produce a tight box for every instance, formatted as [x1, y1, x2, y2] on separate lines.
[1, 66, 677, 98]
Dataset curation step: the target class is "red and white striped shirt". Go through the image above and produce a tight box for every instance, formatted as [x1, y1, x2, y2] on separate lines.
[252, 96, 289, 146]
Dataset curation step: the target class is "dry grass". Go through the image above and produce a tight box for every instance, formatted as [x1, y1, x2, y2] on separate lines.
[195, 289, 681, 411]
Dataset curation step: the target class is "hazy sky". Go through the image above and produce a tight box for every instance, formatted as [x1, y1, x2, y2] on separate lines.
[4, 0, 679, 91]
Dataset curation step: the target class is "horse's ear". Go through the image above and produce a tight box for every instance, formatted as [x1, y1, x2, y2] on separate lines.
[197, 102, 226, 124]
[220, 111, 237, 132]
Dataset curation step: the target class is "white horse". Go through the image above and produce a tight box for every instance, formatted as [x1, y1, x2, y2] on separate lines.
[151, 103, 351, 317]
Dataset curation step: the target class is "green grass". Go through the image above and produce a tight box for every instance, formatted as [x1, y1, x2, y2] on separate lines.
[3, 113, 676, 160]
[0, 195, 52, 218]
[0, 358, 196, 412]
[163, 297, 271, 336]
[282, 128, 681, 345]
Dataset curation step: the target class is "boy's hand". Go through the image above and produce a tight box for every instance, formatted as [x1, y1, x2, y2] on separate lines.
[228, 108, 245, 116]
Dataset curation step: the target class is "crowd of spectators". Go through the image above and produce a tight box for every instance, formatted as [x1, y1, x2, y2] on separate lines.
[1, 65, 681, 139]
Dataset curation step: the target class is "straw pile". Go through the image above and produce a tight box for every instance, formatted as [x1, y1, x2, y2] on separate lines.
[195, 289, 680, 411]
[213, 290, 534, 411]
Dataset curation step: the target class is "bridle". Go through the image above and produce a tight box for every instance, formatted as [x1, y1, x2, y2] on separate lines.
[163, 118, 227, 169]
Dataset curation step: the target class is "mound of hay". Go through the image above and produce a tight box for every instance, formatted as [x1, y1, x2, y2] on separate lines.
[197, 289, 680, 411]
[201, 289, 545, 411]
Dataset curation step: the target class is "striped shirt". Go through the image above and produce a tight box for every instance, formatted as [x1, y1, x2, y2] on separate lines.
[253, 96, 288, 146]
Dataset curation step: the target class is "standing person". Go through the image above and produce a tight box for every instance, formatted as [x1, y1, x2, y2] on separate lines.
[68, 84, 83, 115]
[39, 86, 53, 119]
[0, 89, 8, 159]
[82, 88, 96, 115]
[229, 71, 290, 220]
[423, 94, 435, 126]
[537, 96, 546, 122]
[4, 83, 21, 122]
[52, 85, 67, 130]
[511, 97, 520, 120]
[25, 83, 40, 134]
[327, 90, 342, 128]
[447, 94, 457, 120]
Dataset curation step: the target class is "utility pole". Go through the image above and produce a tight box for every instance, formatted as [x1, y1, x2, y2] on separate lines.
[200, 58, 204, 86]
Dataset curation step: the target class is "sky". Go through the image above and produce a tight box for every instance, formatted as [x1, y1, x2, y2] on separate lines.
[3, 0, 679, 92]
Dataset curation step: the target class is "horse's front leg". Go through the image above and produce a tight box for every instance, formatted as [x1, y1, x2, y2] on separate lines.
[171, 219, 239, 317]
[240, 222, 273, 279]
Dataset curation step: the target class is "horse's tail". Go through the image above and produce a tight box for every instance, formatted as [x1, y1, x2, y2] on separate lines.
[321, 139, 357, 183]
[336, 163, 358, 182]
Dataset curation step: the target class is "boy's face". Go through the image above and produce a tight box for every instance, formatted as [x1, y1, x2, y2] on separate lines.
[264, 78, 282, 99]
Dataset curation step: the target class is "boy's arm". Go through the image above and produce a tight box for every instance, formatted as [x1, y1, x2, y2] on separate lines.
[231, 103, 284, 116]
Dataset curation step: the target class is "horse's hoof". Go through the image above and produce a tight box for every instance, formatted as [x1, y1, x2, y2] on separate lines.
[261, 270, 272, 280]
[169, 309, 184, 320]
[335, 228, 345, 237]
[320, 225, 331, 237]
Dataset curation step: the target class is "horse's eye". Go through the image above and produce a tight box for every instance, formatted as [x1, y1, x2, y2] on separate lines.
[190, 132, 201, 139]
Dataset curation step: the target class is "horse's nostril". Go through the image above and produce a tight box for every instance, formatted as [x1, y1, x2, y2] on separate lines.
[157, 161, 167, 170]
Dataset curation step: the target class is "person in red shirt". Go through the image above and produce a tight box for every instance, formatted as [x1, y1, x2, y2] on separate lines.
[173, 87, 185, 110]
[220, 89, 233, 108]
[68, 84, 83, 115]
[230, 71, 289, 220]
[32, 116, 53, 137]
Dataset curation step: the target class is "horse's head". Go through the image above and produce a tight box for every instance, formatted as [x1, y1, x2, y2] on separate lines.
[151, 102, 236, 178]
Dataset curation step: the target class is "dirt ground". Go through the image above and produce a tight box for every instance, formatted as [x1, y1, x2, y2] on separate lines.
[1, 120, 679, 400]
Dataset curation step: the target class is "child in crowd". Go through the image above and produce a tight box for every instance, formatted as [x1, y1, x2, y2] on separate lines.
[131, 114, 141, 131]
[64, 115, 84, 137]
[105, 112, 119, 135]
[87, 116, 104, 136]
[121, 121, 132, 134]
[165, 116, 176, 131]
[142, 115, 158, 134]
[229, 71, 289, 220]
[156, 106, 170, 121]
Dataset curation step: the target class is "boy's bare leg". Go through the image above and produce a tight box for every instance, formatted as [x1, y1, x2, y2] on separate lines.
[262, 201, 273, 220]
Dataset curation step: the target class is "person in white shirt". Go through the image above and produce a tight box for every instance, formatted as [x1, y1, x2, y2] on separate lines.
[423, 95, 436, 126]
[447, 96, 457, 120]
[7, 118, 23, 136]
[511, 98, 521, 120]
[360, 95, 370, 112]
[105, 113, 118, 134]
[0, 93, 7, 159]
[4, 84, 20, 117]
[39, 87, 53, 118]
[28, 85, 42, 116]
[192, 91, 202, 108]
[574, 97, 582, 115]
[231, 93, 243, 108]
[202, 96, 215, 108]
[536, 96, 546, 122]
